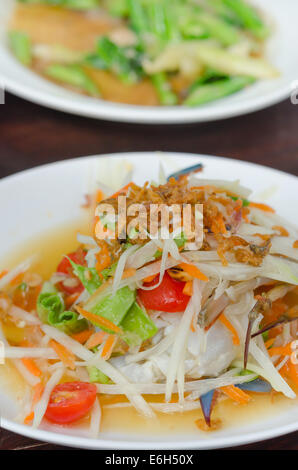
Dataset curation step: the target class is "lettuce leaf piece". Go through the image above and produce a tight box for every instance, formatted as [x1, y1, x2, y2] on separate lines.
[121, 302, 158, 346]
[87, 286, 136, 331]
[68, 258, 102, 294]
[37, 291, 88, 334]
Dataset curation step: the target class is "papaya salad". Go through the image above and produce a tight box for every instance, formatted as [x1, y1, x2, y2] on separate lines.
[0, 163, 298, 436]
[8, 0, 277, 106]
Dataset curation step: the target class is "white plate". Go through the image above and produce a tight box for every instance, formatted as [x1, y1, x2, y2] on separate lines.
[0, 151, 298, 449]
[0, 0, 297, 124]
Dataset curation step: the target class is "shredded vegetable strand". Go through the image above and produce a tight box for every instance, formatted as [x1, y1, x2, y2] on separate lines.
[33, 367, 64, 428]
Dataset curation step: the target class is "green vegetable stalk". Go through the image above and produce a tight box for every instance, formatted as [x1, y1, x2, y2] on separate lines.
[17, 0, 100, 10]
[46, 64, 100, 97]
[222, 0, 269, 39]
[9, 31, 32, 66]
[184, 76, 255, 106]
[151, 72, 177, 106]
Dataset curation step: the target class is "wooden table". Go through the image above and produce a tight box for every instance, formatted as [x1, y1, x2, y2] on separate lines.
[0, 93, 297, 450]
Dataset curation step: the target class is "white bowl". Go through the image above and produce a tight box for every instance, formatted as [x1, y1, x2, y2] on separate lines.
[0, 151, 298, 449]
[0, 0, 297, 124]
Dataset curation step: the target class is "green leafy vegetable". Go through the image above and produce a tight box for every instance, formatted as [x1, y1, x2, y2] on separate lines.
[121, 302, 158, 346]
[37, 285, 87, 334]
[68, 258, 102, 294]
[18, 0, 100, 9]
[151, 72, 177, 106]
[85, 286, 136, 331]
[230, 196, 250, 206]
[9, 31, 32, 66]
[184, 76, 255, 106]
[46, 64, 100, 96]
[222, 0, 269, 39]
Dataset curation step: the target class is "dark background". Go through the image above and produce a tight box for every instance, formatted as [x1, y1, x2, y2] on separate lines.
[0, 93, 297, 450]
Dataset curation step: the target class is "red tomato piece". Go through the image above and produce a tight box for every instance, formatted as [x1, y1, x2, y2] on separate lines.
[56, 249, 86, 295]
[138, 271, 190, 313]
[45, 382, 97, 424]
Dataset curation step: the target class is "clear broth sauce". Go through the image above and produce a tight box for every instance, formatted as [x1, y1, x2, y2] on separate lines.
[0, 219, 297, 436]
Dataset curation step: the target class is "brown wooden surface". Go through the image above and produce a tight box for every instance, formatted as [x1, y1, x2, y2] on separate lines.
[0, 93, 297, 450]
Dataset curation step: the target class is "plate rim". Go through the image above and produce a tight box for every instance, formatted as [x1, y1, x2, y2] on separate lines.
[0, 151, 297, 449]
[0, 71, 291, 125]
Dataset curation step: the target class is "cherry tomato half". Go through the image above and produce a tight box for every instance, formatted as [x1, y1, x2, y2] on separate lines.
[138, 271, 190, 313]
[56, 249, 86, 295]
[45, 382, 97, 424]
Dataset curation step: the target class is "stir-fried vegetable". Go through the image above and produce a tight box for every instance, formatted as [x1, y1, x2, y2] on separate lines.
[10, 0, 277, 106]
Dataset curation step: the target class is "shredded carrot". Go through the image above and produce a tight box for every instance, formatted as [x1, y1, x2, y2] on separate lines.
[32, 383, 44, 407]
[71, 329, 94, 344]
[10, 272, 24, 286]
[22, 358, 42, 377]
[143, 274, 157, 283]
[265, 338, 275, 349]
[178, 263, 209, 282]
[183, 281, 193, 297]
[268, 343, 292, 357]
[49, 339, 76, 370]
[287, 361, 298, 388]
[65, 292, 81, 308]
[0, 270, 8, 280]
[75, 305, 123, 334]
[219, 314, 240, 346]
[249, 202, 275, 213]
[95, 243, 111, 273]
[101, 334, 117, 360]
[86, 331, 107, 349]
[234, 199, 243, 211]
[122, 268, 136, 279]
[280, 360, 298, 388]
[211, 214, 227, 235]
[254, 233, 271, 241]
[110, 182, 133, 199]
[272, 225, 289, 237]
[293, 240, 298, 249]
[24, 411, 34, 425]
[95, 189, 105, 204]
[220, 385, 251, 404]
[241, 207, 250, 223]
